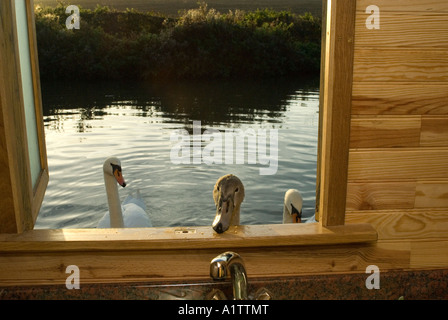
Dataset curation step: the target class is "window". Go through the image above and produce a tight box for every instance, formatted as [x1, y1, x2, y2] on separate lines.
[0, 0, 48, 233]
[0, 0, 376, 285]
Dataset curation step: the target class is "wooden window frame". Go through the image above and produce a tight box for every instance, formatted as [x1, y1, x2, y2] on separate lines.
[0, 0, 48, 233]
[0, 0, 375, 285]
[317, 0, 356, 225]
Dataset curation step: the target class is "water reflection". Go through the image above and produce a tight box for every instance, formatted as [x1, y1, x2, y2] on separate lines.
[37, 77, 320, 229]
[42, 78, 319, 130]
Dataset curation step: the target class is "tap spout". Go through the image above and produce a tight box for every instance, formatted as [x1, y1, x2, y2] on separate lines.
[210, 251, 248, 300]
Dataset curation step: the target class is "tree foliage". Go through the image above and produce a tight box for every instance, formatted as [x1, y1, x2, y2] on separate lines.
[35, 2, 321, 81]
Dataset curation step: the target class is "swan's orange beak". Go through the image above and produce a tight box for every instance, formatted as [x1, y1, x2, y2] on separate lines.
[291, 204, 302, 223]
[113, 167, 126, 187]
[291, 213, 301, 223]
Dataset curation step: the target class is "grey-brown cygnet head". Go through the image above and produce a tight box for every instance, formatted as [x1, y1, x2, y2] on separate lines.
[212, 174, 245, 234]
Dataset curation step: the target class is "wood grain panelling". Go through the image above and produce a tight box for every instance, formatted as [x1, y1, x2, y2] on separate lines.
[356, 0, 448, 12]
[350, 115, 448, 148]
[346, 182, 416, 210]
[350, 116, 421, 148]
[415, 182, 448, 208]
[347, 181, 448, 211]
[346, 209, 448, 240]
[411, 241, 448, 269]
[355, 13, 448, 48]
[347, 0, 448, 231]
[420, 116, 448, 146]
[348, 148, 448, 181]
[353, 49, 448, 82]
[352, 83, 448, 115]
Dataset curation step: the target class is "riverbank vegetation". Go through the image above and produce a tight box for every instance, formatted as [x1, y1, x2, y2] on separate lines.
[35, 2, 321, 81]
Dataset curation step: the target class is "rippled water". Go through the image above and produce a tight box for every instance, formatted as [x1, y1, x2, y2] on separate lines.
[35, 78, 319, 229]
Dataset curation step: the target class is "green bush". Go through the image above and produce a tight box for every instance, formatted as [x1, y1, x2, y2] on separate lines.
[35, 2, 321, 81]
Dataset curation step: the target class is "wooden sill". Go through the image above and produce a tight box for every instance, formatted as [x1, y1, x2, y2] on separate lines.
[0, 223, 377, 252]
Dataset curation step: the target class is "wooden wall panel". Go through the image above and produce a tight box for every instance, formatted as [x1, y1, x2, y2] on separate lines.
[348, 148, 448, 181]
[350, 116, 421, 148]
[411, 241, 448, 269]
[353, 49, 448, 82]
[356, 0, 448, 12]
[355, 13, 448, 48]
[415, 182, 448, 208]
[348, 1, 448, 227]
[352, 83, 448, 115]
[346, 209, 448, 240]
[350, 115, 448, 148]
[347, 181, 448, 211]
[346, 182, 416, 210]
[420, 116, 448, 146]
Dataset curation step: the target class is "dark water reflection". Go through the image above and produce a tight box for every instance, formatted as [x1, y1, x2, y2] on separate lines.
[42, 78, 319, 127]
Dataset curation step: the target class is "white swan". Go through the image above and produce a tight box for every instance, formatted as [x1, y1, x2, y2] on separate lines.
[283, 189, 303, 223]
[283, 189, 316, 223]
[212, 174, 245, 234]
[97, 157, 152, 228]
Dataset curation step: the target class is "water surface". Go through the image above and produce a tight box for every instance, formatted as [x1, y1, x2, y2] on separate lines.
[35, 78, 319, 229]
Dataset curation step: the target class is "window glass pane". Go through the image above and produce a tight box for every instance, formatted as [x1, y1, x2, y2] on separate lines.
[15, 0, 41, 188]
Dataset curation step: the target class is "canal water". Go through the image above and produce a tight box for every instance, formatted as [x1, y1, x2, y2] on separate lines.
[35, 78, 319, 229]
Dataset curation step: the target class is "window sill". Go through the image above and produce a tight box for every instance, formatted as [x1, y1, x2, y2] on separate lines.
[0, 223, 377, 253]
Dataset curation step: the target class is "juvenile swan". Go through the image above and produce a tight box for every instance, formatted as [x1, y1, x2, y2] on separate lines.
[212, 174, 245, 234]
[97, 157, 152, 228]
[283, 189, 303, 223]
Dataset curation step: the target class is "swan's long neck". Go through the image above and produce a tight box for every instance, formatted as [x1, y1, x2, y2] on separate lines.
[104, 173, 124, 228]
[283, 204, 292, 223]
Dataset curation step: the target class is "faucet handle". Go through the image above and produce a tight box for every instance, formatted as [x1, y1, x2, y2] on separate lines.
[254, 288, 273, 300]
[210, 251, 248, 300]
[206, 288, 227, 300]
[210, 251, 243, 280]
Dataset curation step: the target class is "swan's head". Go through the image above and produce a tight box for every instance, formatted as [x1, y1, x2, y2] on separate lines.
[283, 189, 303, 223]
[212, 174, 245, 234]
[103, 157, 126, 187]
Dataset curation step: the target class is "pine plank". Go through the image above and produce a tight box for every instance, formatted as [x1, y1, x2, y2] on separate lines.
[355, 13, 448, 48]
[346, 182, 416, 210]
[352, 82, 448, 115]
[420, 116, 448, 147]
[348, 147, 448, 181]
[346, 209, 448, 240]
[356, 0, 448, 12]
[411, 241, 448, 268]
[415, 182, 448, 208]
[350, 116, 421, 148]
[353, 49, 448, 82]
